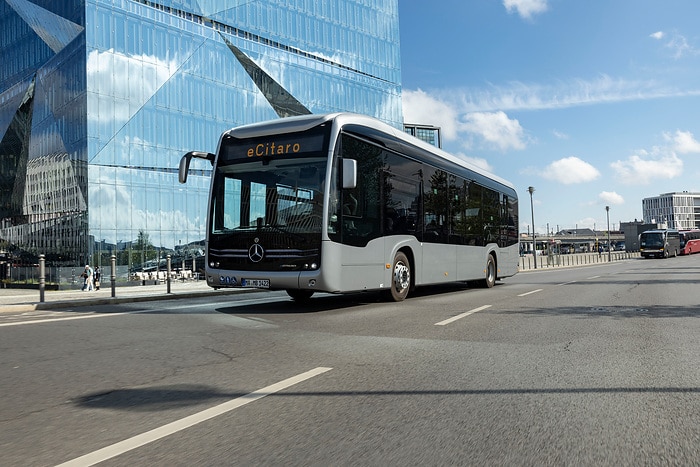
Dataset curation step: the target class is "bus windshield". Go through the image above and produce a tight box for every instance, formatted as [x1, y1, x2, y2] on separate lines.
[640, 232, 664, 248]
[210, 157, 327, 236]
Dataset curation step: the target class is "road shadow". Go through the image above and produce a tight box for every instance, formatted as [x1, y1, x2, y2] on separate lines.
[500, 304, 700, 319]
[213, 282, 490, 315]
[76, 384, 700, 411]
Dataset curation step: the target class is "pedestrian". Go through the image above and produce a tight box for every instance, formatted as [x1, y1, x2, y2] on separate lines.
[82, 264, 94, 291]
[94, 266, 101, 291]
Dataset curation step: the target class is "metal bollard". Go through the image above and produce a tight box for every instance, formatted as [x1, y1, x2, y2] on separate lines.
[166, 255, 171, 294]
[110, 255, 116, 298]
[39, 254, 45, 302]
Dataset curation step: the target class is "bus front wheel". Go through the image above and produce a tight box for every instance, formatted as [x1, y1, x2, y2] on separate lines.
[390, 252, 411, 302]
[286, 289, 314, 302]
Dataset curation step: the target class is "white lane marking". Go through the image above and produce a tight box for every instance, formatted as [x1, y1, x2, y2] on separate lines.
[588, 275, 600, 279]
[517, 289, 542, 297]
[435, 305, 491, 326]
[557, 281, 577, 286]
[1, 296, 282, 328]
[0, 310, 150, 327]
[55, 367, 333, 467]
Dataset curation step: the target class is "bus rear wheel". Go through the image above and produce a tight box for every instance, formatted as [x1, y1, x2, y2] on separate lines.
[390, 252, 411, 302]
[286, 289, 314, 302]
[481, 254, 496, 288]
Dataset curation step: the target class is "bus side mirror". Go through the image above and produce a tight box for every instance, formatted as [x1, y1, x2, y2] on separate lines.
[342, 158, 357, 189]
[179, 151, 215, 183]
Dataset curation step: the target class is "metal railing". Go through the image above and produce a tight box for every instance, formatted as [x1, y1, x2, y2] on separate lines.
[519, 251, 640, 271]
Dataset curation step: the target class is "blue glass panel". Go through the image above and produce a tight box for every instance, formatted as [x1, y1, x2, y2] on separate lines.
[3, 0, 401, 263]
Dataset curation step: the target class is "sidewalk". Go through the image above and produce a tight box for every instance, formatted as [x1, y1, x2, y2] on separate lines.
[0, 280, 249, 313]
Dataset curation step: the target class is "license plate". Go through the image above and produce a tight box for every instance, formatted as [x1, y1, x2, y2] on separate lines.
[242, 279, 270, 288]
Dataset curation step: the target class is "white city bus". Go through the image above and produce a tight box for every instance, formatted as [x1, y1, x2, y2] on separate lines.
[179, 113, 519, 301]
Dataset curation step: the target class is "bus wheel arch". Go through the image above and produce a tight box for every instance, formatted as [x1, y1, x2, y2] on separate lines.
[389, 249, 412, 301]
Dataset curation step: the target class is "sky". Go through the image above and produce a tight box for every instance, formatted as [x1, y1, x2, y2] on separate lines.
[398, 0, 700, 234]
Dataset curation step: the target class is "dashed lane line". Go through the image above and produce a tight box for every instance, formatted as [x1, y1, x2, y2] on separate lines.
[435, 305, 491, 326]
[0, 310, 150, 327]
[517, 289, 543, 297]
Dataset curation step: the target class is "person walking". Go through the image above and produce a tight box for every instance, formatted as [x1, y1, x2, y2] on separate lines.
[82, 264, 94, 291]
[94, 266, 101, 291]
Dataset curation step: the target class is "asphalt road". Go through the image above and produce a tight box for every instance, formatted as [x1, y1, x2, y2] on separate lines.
[1, 256, 699, 466]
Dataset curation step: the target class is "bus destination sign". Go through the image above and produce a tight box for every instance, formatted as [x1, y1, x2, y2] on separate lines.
[224, 133, 326, 160]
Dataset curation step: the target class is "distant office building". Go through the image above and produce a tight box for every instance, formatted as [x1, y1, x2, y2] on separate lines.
[0, 0, 402, 266]
[403, 123, 441, 148]
[642, 192, 700, 230]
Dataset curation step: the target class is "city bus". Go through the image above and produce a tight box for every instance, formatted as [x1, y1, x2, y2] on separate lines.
[680, 229, 700, 255]
[639, 228, 680, 258]
[179, 113, 519, 301]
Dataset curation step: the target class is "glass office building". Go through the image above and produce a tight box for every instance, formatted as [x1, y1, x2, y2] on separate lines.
[0, 0, 402, 268]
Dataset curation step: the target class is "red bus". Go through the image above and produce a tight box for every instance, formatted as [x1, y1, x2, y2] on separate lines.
[680, 229, 700, 255]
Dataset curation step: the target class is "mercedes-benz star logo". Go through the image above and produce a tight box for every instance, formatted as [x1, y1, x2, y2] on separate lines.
[248, 243, 265, 262]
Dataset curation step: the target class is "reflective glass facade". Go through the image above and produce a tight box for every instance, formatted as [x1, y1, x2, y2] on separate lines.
[0, 0, 402, 267]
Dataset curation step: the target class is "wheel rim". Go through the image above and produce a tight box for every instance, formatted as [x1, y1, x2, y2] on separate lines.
[394, 261, 410, 292]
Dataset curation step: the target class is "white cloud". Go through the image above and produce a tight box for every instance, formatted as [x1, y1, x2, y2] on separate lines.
[454, 75, 700, 113]
[650, 31, 698, 59]
[402, 91, 527, 151]
[541, 156, 600, 184]
[665, 33, 695, 59]
[665, 130, 700, 154]
[503, 0, 548, 20]
[576, 217, 596, 230]
[611, 150, 683, 185]
[611, 129, 700, 184]
[461, 111, 527, 151]
[402, 89, 460, 140]
[599, 191, 624, 205]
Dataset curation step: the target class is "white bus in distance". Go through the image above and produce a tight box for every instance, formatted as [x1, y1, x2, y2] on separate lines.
[179, 113, 519, 302]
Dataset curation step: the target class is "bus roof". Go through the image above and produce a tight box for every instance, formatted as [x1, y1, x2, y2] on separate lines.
[222, 113, 516, 192]
[641, 228, 679, 233]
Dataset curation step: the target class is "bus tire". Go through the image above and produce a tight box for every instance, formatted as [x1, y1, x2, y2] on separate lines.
[481, 254, 496, 288]
[286, 289, 314, 302]
[390, 251, 411, 301]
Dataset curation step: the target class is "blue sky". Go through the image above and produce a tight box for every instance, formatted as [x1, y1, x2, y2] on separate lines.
[398, 0, 700, 234]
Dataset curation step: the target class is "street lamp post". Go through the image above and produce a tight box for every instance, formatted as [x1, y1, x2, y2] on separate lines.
[528, 186, 537, 269]
[606, 206, 611, 262]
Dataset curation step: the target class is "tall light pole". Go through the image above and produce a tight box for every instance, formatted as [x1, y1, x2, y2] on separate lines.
[606, 206, 611, 261]
[528, 186, 537, 269]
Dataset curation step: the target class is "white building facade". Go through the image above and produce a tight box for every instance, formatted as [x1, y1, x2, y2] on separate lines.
[642, 192, 700, 230]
